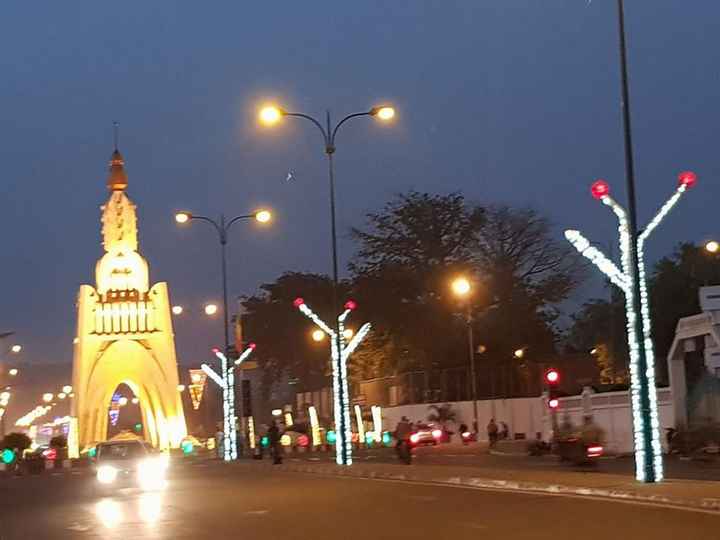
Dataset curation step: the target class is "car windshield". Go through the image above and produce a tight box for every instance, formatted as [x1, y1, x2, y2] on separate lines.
[97, 443, 146, 460]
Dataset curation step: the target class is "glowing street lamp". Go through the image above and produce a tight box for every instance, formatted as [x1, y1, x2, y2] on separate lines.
[42, 393, 54, 403]
[342, 328, 354, 340]
[118, 396, 128, 406]
[513, 348, 525, 359]
[255, 210, 272, 224]
[261, 100, 396, 466]
[565, 172, 696, 483]
[58, 392, 67, 400]
[8, 368, 18, 377]
[62, 385, 72, 394]
[451, 276, 480, 431]
[10, 345, 21, 354]
[204, 304, 218, 316]
[172, 305, 184, 315]
[311, 329, 325, 342]
[705, 240, 719, 254]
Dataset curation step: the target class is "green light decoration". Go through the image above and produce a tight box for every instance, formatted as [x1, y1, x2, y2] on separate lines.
[181, 440, 194, 455]
[134, 423, 142, 432]
[1, 448, 15, 465]
[260, 436, 270, 448]
[382, 431, 392, 446]
[326, 430, 336, 444]
[88, 447, 97, 458]
[365, 432, 374, 447]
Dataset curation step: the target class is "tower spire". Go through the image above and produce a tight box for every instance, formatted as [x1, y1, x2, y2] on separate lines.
[106, 123, 128, 191]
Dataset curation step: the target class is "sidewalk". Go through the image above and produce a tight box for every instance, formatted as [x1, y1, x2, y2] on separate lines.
[257, 459, 720, 513]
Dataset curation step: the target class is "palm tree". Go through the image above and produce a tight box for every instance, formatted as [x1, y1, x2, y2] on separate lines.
[427, 403, 457, 429]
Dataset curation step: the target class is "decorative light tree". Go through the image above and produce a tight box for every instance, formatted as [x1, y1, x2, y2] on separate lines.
[201, 343, 256, 461]
[294, 297, 371, 465]
[565, 171, 696, 482]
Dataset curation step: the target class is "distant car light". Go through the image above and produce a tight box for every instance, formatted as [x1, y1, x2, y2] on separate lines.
[587, 445, 604, 457]
[410, 433, 420, 444]
[97, 465, 119, 484]
[432, 429, 443, 439]
[461, 431, 471, 439]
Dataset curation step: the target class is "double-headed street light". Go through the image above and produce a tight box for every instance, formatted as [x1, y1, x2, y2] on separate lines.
[175, 208, 272, 458]
[259, 101, 395, 466]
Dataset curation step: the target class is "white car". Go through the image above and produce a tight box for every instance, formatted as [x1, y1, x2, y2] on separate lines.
[94, 440, 168, 491]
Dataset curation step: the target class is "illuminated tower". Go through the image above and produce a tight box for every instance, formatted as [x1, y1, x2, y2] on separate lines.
[71, 148, 187, 450]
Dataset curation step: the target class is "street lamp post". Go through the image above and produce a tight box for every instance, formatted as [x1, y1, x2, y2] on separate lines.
[175, 209, 271, 459]
[451, 277, 479, 433]
[259, 102, 395, 465]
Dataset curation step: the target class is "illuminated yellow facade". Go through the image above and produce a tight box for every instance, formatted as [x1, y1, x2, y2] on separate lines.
[71, 149, 187, 450]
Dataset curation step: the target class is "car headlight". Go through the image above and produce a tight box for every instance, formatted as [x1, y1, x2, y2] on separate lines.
[97, 465, 118, 484]
[138, 458, 166, 491]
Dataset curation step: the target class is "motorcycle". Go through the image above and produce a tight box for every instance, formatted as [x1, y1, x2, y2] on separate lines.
[555, 437, 604, 465]
[396, 440, 412, 464]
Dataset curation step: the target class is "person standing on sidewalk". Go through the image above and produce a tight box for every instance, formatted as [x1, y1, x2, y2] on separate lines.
[487, 418, 499, 448]
[268, 420, 283, 464]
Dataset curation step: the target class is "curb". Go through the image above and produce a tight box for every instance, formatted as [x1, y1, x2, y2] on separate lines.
[270, 463, 720, 514]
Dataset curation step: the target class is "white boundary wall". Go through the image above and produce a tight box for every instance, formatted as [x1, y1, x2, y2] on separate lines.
[379, 387, 674, 454]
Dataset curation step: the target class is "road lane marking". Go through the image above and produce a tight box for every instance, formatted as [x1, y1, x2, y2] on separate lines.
[244, 510, 270, 516]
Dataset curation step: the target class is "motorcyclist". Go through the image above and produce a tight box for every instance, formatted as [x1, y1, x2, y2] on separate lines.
[579, 415, 604, 445]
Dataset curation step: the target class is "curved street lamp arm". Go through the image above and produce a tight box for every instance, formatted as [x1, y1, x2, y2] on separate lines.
[330, 111, 372, 145]
[190, 215, 224, 241]
[285, 112, 330, 146]
[226, 214, 255, 233]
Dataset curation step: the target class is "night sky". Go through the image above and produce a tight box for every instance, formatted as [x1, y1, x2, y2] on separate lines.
[1, 1, 717, 373]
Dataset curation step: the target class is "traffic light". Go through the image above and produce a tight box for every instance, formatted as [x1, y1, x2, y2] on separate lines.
[241, 379, 252, 417]
[545, 368, 560, 410]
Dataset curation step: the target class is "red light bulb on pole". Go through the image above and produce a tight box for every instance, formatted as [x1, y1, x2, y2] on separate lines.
[678, 171, 697, 189]
[591, 180, 610, 200]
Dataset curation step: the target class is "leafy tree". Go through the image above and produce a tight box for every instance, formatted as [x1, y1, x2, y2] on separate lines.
[2, 432, 31, 452]
[241, 272, 348, 398]
[427, 403, 457, 428]
[350, 192, 484, 381]
[650, 242, 720, 361]
[566, 292, 628, 384]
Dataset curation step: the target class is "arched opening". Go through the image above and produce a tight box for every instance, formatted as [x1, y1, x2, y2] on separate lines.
[106, 382, 145, 441]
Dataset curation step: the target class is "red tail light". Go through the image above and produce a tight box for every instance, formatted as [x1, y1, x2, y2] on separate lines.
[432, 429, 442, 439]
[410, 433, 420, 444]
[587, 445, 603, 457]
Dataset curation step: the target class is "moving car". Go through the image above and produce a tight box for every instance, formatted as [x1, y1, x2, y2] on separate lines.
[409, 423, 443, 446]
[94, 440, 168, 491]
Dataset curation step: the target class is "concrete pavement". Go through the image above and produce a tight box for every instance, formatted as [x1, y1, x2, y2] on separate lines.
[2, 461, 720, 539]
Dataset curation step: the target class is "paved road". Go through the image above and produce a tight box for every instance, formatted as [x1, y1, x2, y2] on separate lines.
[282, 443, 720, 481]
[1, 461, 719, 539]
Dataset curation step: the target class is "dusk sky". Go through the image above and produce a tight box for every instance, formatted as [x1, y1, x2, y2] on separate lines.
[1, 1, 717, 370]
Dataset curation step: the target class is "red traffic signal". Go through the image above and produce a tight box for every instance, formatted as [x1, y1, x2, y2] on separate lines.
[548, 398, 560, 410]
[544, 368, 560, 385]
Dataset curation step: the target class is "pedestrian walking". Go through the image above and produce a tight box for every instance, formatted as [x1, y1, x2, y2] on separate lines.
[487, 418, 498, 448]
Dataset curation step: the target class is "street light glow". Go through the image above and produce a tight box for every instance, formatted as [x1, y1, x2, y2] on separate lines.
[172, 305, 184, 315]
[371, 106, 395, 121]
[10, 345, 21, 353]
[705, 240, 719, 254]
[343, 328, 354, 340]
[255, 210, 272, 224]
[8, 368, 18, 376]
[513, 348, 525, 359]
[58, 392, 66, 399]
[62, 385, 72, 394]
[42, 393, 54, 403]
[451, 277, 471, 297]
[259, 105, 283, 125]
[311, 329, 325, 342]
[177, 384, 186, 392]
[118, 396, 128, 406]
[175, 212, 191, 224]
[204, 304, 218, 316]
